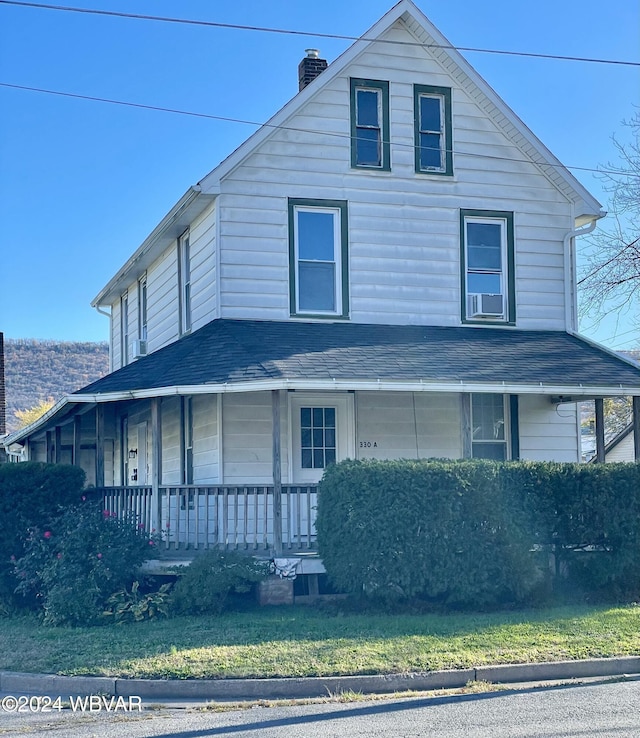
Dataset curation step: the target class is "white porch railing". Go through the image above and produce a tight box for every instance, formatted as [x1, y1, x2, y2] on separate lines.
[96, 485, 318, 552]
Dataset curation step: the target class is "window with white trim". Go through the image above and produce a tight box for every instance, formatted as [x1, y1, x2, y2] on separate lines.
[414, 84, 452, 175]
[120, 291, 129, 365]
[288, 199, 349, 317]
[138, 275, 148, 342]
[461, 210, 515, 324]
[471, 394, 507, 460]
[178, 230, 191, 334]
[350, 78, 390, 170]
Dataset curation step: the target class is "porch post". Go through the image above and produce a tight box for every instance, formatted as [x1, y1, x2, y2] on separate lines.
[151, 398, 162, 535]
[272, 389, 283, 556]
[509, 395, 520, 461]
[73, 415, 82, 466]
[594, 398, 605, 463]
[54, 426, 62, 464]
[633, 396, 640, 462]
[95, 405, 105, 486]
[461, 393, 472, 459]
[46, 430, 54, 464]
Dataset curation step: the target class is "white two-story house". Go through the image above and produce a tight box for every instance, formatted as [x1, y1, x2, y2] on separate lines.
[6, 0, 640, 555]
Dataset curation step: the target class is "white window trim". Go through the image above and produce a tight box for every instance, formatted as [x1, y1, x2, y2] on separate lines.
[178, 230, 191, 334]
[138, 274, 148, 342]
[355, 86, 382, 167]
[417, 92, 446, 172]
[293, 205, 343, 316]
[120, 291, 129, 366]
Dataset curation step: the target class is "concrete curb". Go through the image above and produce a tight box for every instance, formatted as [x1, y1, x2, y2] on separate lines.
[2, 657, 639, 701]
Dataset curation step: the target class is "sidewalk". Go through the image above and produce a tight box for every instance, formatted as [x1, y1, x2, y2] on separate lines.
[2, 657, 639, 702]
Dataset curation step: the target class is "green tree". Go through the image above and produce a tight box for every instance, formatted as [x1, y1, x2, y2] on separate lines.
[15, 398, 55, 428]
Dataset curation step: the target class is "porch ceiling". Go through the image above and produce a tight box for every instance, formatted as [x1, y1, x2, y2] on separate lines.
[74, 320, 640, 397]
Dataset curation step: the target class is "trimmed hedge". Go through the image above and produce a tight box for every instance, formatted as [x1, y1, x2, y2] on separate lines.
[316, 459, 640, 607]
[0, 463, 86, 606]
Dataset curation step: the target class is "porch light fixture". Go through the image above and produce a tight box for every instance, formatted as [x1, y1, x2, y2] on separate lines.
[128, 448, 137, 459]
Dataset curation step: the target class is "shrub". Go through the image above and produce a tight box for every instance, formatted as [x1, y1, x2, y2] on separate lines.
[0, 463, 86, 605]
[170, 550, 268, 615]
[316, 459, 544, 608]
[316, 459, 640, 608]
[14, 500, 158, 625]
[103, 580, 173, 624]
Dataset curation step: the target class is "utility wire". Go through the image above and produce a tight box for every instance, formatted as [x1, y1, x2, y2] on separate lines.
[1, 81, 636, 179]
[1, 0, 639, 68]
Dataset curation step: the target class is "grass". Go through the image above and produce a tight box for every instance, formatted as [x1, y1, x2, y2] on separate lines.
[0, 604, 638, 680]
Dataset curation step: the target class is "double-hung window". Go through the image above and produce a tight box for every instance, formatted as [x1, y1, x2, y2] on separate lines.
[350, 79, 390, 170]
[471, 394, 507, 460]
[120, 291, 129, 366]
[288, 199, 349, 318]
[461, 210, 515, 324]
[178, 230, 191, 334]
[138, 275, 147, 343]
[414, 84, 452, 175]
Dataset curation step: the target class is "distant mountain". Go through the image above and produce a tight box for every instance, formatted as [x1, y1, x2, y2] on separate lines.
[4, 339, 109, 434]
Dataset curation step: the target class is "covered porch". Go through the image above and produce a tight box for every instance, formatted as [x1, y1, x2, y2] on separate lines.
[5, 321, 640, 554]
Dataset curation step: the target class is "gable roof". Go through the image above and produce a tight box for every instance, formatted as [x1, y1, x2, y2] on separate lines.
[94, 0, 603, 306]
[200, 0, 602, 222]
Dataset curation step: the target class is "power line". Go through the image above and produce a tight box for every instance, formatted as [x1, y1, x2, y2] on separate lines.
[1, 0, 639, 68]
[1, 80, 636, 179]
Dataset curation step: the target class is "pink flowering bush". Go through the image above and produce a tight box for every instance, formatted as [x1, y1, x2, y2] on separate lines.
[0, 462, 86, 609]
[14, 500, 159, 626]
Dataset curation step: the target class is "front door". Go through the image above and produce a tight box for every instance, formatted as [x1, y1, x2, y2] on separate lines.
[290, 394, 354, 483]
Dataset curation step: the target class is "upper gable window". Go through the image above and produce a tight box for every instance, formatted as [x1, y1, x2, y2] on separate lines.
[350, 79, 390, 171]
[414, 84, 452, 175]
[460, 210, 515, 325]
[288, 198, 349, 318]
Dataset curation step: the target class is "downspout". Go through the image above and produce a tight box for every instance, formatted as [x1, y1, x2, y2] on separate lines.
[94, 305, 113, 373]
[563, 219, 599, 334]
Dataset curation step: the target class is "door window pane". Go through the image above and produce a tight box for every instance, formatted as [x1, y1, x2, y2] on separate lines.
[300, 407, 337, 469]
[471, 394, 507, 460]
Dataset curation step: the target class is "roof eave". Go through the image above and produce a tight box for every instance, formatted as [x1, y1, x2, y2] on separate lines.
[92, 186, 217, 307]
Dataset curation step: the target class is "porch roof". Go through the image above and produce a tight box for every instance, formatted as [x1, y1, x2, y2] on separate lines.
[75, 319, 640, 397]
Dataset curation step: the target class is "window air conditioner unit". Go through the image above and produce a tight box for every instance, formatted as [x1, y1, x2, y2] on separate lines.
[468, 293, 503, 318]
[130, 339, 148, 359]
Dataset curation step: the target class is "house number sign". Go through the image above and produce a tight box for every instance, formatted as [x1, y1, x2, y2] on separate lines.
[359, 440, 378, 448]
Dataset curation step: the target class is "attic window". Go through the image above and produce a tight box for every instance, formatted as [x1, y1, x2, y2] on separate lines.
[414, 84, 452, 175]
[350, 78, 390, 170]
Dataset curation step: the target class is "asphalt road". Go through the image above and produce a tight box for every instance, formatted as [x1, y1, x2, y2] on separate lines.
[0, 679, 638, 737]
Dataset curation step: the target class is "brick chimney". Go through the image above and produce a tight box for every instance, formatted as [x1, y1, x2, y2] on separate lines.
[298, 49, 328, 91]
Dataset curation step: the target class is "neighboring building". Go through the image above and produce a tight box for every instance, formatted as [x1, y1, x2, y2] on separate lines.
[3, 0, 640, 554]
[603, 424, 635, 463]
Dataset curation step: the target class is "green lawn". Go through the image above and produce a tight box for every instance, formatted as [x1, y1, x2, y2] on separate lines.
[0, 604, 638, 680]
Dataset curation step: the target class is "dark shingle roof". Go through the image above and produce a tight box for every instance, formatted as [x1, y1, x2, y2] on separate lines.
[76, 320, 640, 395]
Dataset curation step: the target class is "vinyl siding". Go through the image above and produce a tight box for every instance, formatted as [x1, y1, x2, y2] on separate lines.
[355, 392, 461, 459]
[215, 18, 572, 329]
[518, 395, 579, 462]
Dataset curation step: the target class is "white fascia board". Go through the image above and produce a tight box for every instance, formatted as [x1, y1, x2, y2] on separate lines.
[92, 187, 216, 307]
[8, 374, 639, 447]
[70, 378, 640, 402]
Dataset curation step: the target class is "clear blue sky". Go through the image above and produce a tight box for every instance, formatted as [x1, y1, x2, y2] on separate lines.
[0, 0, 638, 349]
